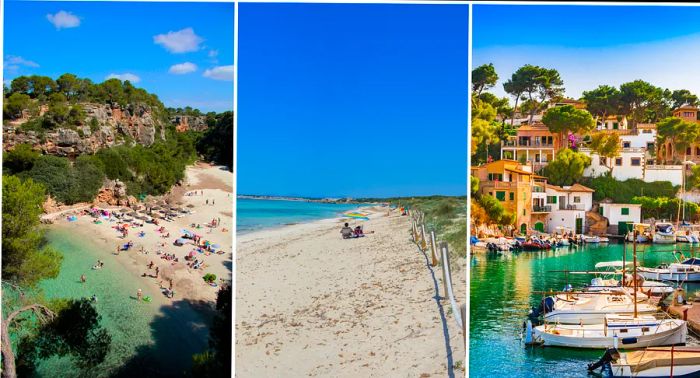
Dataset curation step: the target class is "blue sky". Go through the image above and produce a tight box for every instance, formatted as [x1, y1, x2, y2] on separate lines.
[473, 5, 700, 103]
[237, 3, 468, 198]
[4, 1, 233, 112]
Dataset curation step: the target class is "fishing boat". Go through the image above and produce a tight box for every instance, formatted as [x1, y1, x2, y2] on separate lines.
[590, 347, 700, 377]
[583, 235, 601, 243]
[587, 262, 674, 296]
[542, 291, 658, 325]
[531, 315, 686, 349]
[637, 263, 700, 282]
[653, 222, 676, 244]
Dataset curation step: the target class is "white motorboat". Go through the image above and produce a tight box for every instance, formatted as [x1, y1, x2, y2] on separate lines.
[653, 222, 676, 244]
[676, 232, 700, 243]
[532, 315, 686, 349]
[637, 262, 700, 282]
[543, 291, 658, 325]
[583, 235, 601, 243]
[599, 347, 700, 377]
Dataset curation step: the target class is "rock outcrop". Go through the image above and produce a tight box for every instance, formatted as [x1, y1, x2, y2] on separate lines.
[3, 103, 165, 157]
[171, 115, 208, 132]
[94, 179, 135, 206]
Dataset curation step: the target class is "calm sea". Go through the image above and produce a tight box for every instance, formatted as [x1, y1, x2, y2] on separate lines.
[236, 198, 365, 233]
[32, 226, 209, 377]
[470, 242, 700, 377]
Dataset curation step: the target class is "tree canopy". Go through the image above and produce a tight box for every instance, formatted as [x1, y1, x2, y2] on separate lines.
[542, 148, 592, 186]
[542, 104, 595, 136]
[472, 63, 498, 96]
[582, 85, 622, 123]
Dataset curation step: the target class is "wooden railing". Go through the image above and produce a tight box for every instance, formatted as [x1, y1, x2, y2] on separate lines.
[408, 209, 466, 350]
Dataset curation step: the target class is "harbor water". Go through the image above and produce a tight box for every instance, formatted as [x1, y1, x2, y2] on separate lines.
[470, 241, 700, 377]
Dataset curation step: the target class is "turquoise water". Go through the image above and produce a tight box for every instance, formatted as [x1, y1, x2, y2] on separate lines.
[31, 227, 210, 377]
[236, 198, 365, 233]
[470, 242, 700, 377]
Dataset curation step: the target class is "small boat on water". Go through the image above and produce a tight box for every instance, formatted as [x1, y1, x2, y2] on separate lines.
[541, 291, 658, 325]
[637, 260, 700, 282]
[589, 347, 700, 377]
[653, 222, 676, 244]
[531, 314, 686, 349]
[583, 235, 601, 243]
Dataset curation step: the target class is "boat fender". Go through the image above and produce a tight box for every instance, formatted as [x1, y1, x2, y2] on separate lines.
[621, 337, 638, 345]
[613, 334, 618, 349]
[524, 320, 533, 344]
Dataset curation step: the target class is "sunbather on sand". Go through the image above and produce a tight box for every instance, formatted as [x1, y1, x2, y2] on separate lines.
[340, 223, 354, 239]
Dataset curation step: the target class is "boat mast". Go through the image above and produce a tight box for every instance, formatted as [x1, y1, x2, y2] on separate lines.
[633, 227, 638, 317]
[622, 239, 627, 287]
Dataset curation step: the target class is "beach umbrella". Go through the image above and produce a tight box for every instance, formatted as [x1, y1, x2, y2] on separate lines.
[175, 238, 187, 244]
[181, 229, 194, 236]
[343, 212, 370, 221]
[210, 243, 221, 249]
[188, 250, 197, 257]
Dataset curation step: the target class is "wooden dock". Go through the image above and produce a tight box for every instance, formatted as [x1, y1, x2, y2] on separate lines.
[666, 302, 700, 334]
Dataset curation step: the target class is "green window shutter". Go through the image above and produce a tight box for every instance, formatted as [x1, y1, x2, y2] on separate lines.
[599, 206, 604, 215]
[613, 122, 619, 129]
[621, 208, 629, 215]
[509, 192, 514, 201]
[496, 191, 506, 201]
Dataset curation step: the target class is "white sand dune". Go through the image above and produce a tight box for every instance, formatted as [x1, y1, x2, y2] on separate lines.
[235, 207, 465, 377]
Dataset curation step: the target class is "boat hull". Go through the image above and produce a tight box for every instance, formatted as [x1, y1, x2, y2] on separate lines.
[638, 269, 700, 283]
[544, 307, 658, 325]
[533, 321, 686, 349]
[653, 234, 676, 244]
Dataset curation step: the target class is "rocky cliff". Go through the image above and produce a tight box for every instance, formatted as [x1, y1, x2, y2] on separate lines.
[171, 115, 208, 132]
[3, 103, 171, 157]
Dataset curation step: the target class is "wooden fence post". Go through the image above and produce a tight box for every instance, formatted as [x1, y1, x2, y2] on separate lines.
[460, 303, 467, 350]
[430, 231, 438, 267]
[420, 224, 427, 251]
[440, 242, 450, 300]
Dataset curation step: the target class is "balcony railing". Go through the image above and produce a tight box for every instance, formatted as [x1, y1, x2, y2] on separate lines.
[532, 186, 545, 193]
[533, 205, 552, 213]
[503, 139, 554, 148]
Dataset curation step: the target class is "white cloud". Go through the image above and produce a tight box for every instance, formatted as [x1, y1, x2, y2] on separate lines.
[169, 62, 197, 74]
[46, 11, 81, 30]
[153, 28, 204, 53]
[203, 65, 234, 81]
[105, 73, 141, 83]
[208, 49, 219, 58]
[4, 55, 39, 68]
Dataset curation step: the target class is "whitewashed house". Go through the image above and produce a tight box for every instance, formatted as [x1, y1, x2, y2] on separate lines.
[542, 183, 594, 234]
[599, 203, 642, 234]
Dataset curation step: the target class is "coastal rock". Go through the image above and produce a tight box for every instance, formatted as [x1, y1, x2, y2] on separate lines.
[3, 102, 166, 156]
[43, 196, 60, 214]
[171, 115, 208, 132]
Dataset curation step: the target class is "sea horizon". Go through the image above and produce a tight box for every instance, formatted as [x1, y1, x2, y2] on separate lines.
[236, 197, 369, 234]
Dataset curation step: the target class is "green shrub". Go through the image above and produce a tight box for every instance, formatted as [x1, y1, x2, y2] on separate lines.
[582, 175, 678, 203]
[203, 273, 217, 283]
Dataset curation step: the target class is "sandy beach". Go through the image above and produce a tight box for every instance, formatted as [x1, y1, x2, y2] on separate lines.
[49, 163, 233, 304]
[236, 206, 465, 377]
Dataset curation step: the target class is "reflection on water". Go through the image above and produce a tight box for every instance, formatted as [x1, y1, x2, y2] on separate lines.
[470, 242, 700, 377]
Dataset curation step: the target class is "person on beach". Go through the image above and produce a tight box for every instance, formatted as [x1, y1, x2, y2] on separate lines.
[155, 267, 160, 278]
[340, 223, 354, 239]
[137, 288, 143, 301]
[206, 199, 209, 205]
[148, 261, 154, 269]
[212, 199, 215, 205]
[80, 274, 86, 283]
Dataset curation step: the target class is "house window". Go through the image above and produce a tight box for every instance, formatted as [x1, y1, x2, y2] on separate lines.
[599, 206, 604, 215]
[615, 157, 623, 166]
[523, 209, 526, 216]
[496, 191, 506, 201]
[488, 173, 503, 181]
[647, 160, 655, 165]
[623, 141, 630, 148]
[600, 157, 607, 166]
[613, 122, 619, 129]
[509, 192, 514, 201]
[573, 196, 581, 203]
[621, 208, 630, 215]
[696, 147, 700, 156]
[631, 158, 641, 166]
[688, 147, 693, 155]
[648, 143, 655, 150]
[643, 129, 652, 134]
[547, 196, 557, 204]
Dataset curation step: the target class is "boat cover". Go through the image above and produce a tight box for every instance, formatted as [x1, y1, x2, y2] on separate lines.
[625, 348, 700, 373]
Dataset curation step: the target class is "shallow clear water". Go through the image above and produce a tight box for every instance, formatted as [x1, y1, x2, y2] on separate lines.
[32, 227, 210, 377]
[236, 198, 365, 233]
[469, 242, 700, 377]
